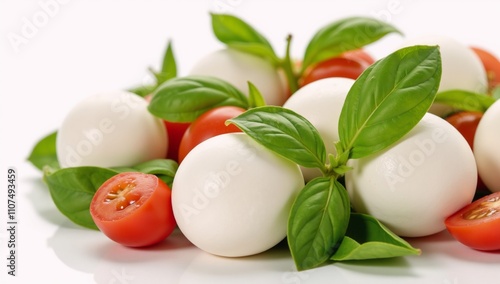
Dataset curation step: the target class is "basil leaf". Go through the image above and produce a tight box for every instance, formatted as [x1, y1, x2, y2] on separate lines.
[132, 159, 178, 188]
[27, 131, 60, 171]
[301, 17, 401, 73]
[434, 90, 496, 112]
[211, 13, 279, 65]
[492, 86, 500, 100]
[158, 40, 177, 84]
[228, 106, 326, 169]
[128, 84, 156, 98]
[247, 81, 266, 108]
[43, 166, 119, 230]
[338, 45, 442, 159]
[288, 177, 350, 271]
[148, 76, 249, 122]
[331, 213, 421, 261]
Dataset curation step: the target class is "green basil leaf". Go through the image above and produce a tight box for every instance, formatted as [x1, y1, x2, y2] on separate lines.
[287, 177, 350, 271]
[27, 131, 60, 171]
[156, 40, 177, 85]
[211, 13, 279, 64]
[331, 213, 421, 261]
[434, 90, 496, 112]
[228, 106, 326, 169]
[492, 86, 500, 100]
[338, 45, 442, 159]
[247, 81, 266, 108]
[301, 17, 401, 73]
[43, 167, 119, 230]
[127, 84, 156, 98]
[148, 76, 249, 122]
[132, 159, 178, 188]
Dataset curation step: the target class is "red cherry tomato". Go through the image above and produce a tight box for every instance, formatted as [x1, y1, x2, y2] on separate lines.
[470, 46, 500, 91]
[445, 111, 487, 191]
[445, 191, 500, 251]
[178, 106, 245, 163]
[300, 56, 369, 87]
[164, 121, 190, 162]
[90, 172, 176, 247]
[341, 48, 375, 65]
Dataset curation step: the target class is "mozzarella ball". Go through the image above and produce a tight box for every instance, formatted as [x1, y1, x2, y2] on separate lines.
[474, 100, 500, 192]
[189, 48, 287, 106]
[346, 113, 477, 237]
[172, 133, 304, 257]
[400, 35, 488, 116]
[57, 91, 167, 168]
[283, 77, 354, 180]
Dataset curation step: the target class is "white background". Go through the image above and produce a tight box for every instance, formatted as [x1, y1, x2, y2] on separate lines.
[1, 0, 500, 283]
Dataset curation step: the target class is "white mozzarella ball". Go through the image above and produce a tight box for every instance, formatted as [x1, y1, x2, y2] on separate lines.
[57, 91, 167, 168]
[400, 34, 488, 116]
[283, 77, 354, 180]
[172, 133, 304, 257]
[346, 113, 477, 237]
[474, 100, 500, 192]
[189, 48, 287, 106]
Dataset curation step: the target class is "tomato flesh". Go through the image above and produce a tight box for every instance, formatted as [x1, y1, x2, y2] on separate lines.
[90, 172, 176, 247]
[445, 192, 500, 251]
[300, 57, 368, 87]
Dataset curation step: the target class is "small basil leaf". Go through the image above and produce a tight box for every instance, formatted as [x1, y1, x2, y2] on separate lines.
[228, 106, 326, 169]
[211, 13, 279, 64]
[27, 131, 60, 171]
[247, 81, 266, 108]
[148, 76, 249, 122]
[339, 45, 442, 159]
[301, 17, 401, 73]
[434, 90, 496, 112]
[492, 86, 500, 100]
[127, 84, 157, 98]
[43, 167, 119, 230]
[132, 159, 178, 188]
[331, 213, 421, 261]
[157, 40, 177, 85]
[287, 177, 350, 271]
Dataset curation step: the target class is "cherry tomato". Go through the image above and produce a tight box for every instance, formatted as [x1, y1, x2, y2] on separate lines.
[90, 172, 176, 247]
[178, 106, 245, 163]
[445, 111, 487, 191]
[341, 48, 375, 65]
[445, 191, 500, 251]
[164, 121, 190, 162]
[470, 46, 500, 91]
[300, 56, 369, 87]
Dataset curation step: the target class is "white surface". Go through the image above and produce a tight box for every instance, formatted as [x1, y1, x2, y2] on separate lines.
[1, 0, 500, 283]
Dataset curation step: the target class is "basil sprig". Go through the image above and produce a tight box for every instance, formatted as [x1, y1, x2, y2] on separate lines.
[27, 130, 59, 171]
[210, 13, 401, 94]
[434, 89, 496, 113]
[228, 45, 442, 271]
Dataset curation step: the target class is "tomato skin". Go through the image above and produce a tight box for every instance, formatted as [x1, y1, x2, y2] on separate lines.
[445, 192, 500, 251]
[341, 48, 375, 65]
[470, 46, 500, 91]
[445, 111, 487, 191]
[164, 121, 190, 162]
[90, 172, 176, 247]
[300, 56, 369, 87]
[178, 106, 245, 163]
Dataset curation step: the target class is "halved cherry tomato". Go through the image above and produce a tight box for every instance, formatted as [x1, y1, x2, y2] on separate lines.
[90, 172, 176, 247]
[470, 46, 500, 91]
[445, 191, 500, 251]
[178, 106, 245, 163]
[300, 55, 370, 87]
[445, 111, 487, 191]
